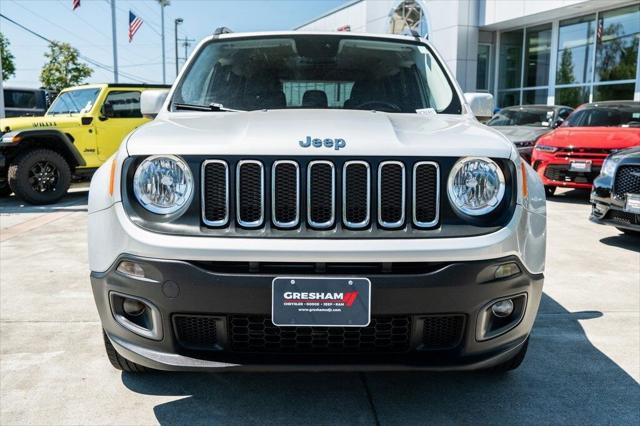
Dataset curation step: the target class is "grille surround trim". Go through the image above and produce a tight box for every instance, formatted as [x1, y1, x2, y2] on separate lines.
[236, 160, 265, 228]
[201, 160, 230, 227]
[378, 161, 406, 228]
[343, 160, 371, 229]
[272, 160, 300, 228]
[412, 161, 440, 228]
[307, 160, 336, 229]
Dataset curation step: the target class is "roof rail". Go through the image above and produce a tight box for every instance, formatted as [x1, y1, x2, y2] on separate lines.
[214, 27, 233, 36]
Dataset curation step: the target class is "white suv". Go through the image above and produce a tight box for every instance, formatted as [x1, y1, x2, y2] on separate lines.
[88, 30, 546, 373]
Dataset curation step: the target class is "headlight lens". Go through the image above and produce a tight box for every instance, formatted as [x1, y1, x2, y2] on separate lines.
[133, 155, 193, 215]
[601, 156, 620, 177]
[535, 144, 558, 153]
[447, 157, 506, 216]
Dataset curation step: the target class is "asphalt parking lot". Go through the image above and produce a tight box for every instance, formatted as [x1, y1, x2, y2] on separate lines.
[1, 186, 639, 425]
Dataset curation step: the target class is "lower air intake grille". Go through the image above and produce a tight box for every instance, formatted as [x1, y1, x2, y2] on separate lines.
[173, 315, 223, 350]
[614, 166, 640, 197]
[230, 315, 411, 353]
[420, 315, 465, 350]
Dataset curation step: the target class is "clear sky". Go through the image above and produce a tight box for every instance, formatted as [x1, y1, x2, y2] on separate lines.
[0, 0, 348, 87]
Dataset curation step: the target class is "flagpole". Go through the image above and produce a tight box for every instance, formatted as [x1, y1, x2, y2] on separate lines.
[110, 0, 119, 82]
[157, 0, 170, 84]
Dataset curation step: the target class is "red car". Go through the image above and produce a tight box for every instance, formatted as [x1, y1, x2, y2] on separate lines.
[532, 101, 640, 196]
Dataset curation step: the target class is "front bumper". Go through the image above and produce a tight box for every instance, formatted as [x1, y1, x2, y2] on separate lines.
[532, 152, 603, 189]
[590, 177, 640, 232]
[93, 255, 543, 371]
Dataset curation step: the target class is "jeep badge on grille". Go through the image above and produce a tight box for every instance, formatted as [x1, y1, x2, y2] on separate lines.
[299, 136, 346, 150]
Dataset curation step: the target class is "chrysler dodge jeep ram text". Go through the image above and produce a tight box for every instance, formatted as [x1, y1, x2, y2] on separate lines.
[88, 30, 547, 373]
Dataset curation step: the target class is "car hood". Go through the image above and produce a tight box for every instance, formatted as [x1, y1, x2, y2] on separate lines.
[0, 115, 81, 133]
[126, 109, 515, 158]
[541, 127, 640, 149]
[490, 126, 550, 143]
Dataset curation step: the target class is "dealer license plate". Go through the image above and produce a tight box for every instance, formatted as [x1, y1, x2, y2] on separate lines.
[569, 160, 591, 172]
[625, 194, 640, 214]
[272, 277, 371, 327]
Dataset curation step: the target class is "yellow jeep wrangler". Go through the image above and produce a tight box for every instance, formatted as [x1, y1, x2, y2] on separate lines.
[0, 83, 169, 204]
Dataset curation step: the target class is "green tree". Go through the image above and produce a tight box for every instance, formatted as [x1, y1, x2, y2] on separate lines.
[556, 49, 575, 85]
[40, 42, 93, 92]
[0, 33, 16, 81]
[555, 49, 583, 107]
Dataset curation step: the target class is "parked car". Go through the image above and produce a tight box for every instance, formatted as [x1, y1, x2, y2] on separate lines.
[487, 105, 573, 163]
[590, 146, 640, 236]
[88, 30, 546, 374]
[532, 101, 640, 196]
[3, 87, 56, 117]
[0, 83, 169, 204]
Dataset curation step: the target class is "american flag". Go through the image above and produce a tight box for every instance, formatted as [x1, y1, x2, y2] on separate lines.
[129, 11, 143, 43]
[72, 0, 80, 11]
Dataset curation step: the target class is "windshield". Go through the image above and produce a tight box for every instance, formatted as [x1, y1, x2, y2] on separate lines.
[487, 109, 554, 127]
[173, 35, 460, 114]
[563, 104, 640, 127]
[47, 88, 100, 115]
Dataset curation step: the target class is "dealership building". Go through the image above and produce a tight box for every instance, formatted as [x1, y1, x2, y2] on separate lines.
[296, 0, 640, 108]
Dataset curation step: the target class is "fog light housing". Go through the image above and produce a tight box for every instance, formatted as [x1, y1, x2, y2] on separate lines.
[495, 263, 521, 280]
[109, 292, 162, 340]
[491, 299, 514, 317]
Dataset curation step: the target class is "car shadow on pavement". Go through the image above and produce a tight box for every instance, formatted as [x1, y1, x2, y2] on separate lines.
[0, 190, 88, 213]
[600, 234, 640, 253]
[547, 188, 591, 205]
[121, 294, 640, 425]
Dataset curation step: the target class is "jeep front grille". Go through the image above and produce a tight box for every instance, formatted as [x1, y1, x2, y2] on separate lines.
[202, 158, 440, 231]
[613, 165, 640, 197]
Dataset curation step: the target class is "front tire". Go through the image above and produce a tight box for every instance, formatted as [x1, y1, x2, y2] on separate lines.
[103, 331, 150, 373]
[7, 149, 71, 205]
[544, 186, 556, 197]
[0, 170, 12, 197]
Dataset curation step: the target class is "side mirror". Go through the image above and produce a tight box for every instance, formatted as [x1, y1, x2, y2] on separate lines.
[99, 103, 114, 121]
[464, 92, 494, 120]
[141, 89, 170, 119]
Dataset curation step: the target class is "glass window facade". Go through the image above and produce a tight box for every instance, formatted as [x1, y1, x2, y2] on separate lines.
[495, 5, 639, 109]
[476, 44, 491, 91]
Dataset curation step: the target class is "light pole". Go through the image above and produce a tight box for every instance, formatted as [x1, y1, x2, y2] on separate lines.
[174, 18, 183, 77]
[110, 0, 118, 82]
[157, 0, 170, 84]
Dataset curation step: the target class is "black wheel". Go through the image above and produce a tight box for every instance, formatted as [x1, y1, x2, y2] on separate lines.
[103, 331, 150, 373]
[7, 149, 71, 205]
[544, 186, 556, 197]
[487, 338, 529, 373]
[0, 170, 12, 197]
[616, 227, 640, 237]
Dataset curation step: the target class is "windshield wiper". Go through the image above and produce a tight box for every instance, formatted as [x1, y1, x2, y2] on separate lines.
[173, 102, 241, 112]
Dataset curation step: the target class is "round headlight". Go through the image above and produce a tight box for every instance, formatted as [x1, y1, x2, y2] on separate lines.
[447, 157, 505, 216]
[133, 155, 193, 215]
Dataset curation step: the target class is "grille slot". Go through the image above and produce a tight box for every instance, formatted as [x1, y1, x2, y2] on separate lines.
[202, 160, 229, 227]
[229, 315, 411, 353]
[236, 160, 264, 228]
[343, 161, 370, 228]
[378, 161, 406, 228]
[413, 162, 439, 227]
[173, 314, 223, 350]
[614, 165, 640, 197]
[307, 161, 335, 228]
[420, 315, 465, 350]
[272, 161, 300, 228]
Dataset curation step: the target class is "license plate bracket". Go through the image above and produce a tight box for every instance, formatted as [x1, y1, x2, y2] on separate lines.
[569, 160, 592, 172]
[624, 194, 640, 214]
[272, 277, 371, 327]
